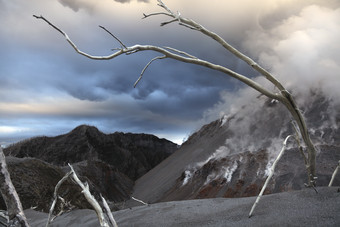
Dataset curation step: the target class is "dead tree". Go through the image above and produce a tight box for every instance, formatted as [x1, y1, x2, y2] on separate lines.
[33, 0, 317, 188]
[0, 148, 30, 226]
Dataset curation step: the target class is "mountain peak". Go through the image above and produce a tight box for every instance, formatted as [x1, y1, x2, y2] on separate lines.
[70, 124, 101, 135]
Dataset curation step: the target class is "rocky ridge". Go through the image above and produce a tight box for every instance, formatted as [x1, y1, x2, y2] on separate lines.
[1, 126, 177, 212]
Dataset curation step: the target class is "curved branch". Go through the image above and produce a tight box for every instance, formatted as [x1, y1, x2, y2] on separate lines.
[99, 25, 127, 49]
[46, 171, 73, 227]
[33, 15, 279, 100]
[144, 1, 285, 92]
[134, 55, 166, 88]
[329, 160, 340, 187]
[141, 1, 317, 187]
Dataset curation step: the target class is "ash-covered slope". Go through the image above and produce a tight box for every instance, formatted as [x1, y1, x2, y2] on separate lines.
[4, 125, 178, 180]
[133, 91, 340, 203]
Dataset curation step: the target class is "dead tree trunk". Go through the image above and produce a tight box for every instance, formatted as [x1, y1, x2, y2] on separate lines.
[0, 148, 30, 227]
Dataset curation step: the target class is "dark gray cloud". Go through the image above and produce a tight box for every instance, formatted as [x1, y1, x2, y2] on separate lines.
[1, 0, 339, 145]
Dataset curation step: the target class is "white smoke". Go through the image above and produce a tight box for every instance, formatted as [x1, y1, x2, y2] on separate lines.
[244, 5, 340, 99]
[190, 4, 340, 186]
[223, 161, 238, 183]
[204, 3, 340, 149]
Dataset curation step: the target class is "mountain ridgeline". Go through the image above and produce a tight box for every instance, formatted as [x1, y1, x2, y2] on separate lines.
[1, 126, 178, 212]
[2, 90, 340, 213]
[5, 125, 178, 181]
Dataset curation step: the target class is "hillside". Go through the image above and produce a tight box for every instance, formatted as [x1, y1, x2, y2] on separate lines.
[4, 125, 178, 180]
[1, 126, 178, 212]
[132, 91, 340, 203]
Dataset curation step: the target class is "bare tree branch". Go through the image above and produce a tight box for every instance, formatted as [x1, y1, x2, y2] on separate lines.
[134, 55, 166, 88]
[33, 0, 317, 188]
[160, 19, 178, 27]
[33, 15, 279, 100]
[249, 135, 294, 218]
[101, 195, 118, 227]
[46, 165, 118, 227]
[329, 160, 340, 187]
[99, 25, 127, 49]
[46, 171, 72, 227]
[142, 12, 173, 19]
[67, 164, 110, 227]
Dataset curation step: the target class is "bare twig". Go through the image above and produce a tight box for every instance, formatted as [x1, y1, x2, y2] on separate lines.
[142, 12, 172, 19]
[46, 165, 117, 227]
[46, 171, 72, 227]
[67, 164, 110, 227]
[33, 15, 65, 36]
[134, 55, 166, 88]
[33, 15, 280, 100]
[160, 18, 178, 26]
[329, 160, 340, 187]
[131, 196, 148, 205]
[99, 25, 127, 49]
[249, 135, 294, 218]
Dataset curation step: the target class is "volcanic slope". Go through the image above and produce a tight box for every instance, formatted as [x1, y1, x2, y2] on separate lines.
[2, 125, 178, 210]
[132, 91, 340, 203]
[4, 125, 178, 181]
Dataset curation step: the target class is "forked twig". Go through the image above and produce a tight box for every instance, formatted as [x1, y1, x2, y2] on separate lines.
[46, 164, 117, 227]
[46, 171, 72, 227]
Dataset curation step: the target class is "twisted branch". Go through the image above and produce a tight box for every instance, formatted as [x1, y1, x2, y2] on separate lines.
[33, 15, 279, 100]
[46, 164, 117, 227]
[33, 0, 317, 187]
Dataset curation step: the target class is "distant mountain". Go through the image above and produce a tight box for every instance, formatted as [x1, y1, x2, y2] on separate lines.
[2, 125, 177, 211]
[132, 91, 340, 203]
[0, 157, 134, 212]
[4, 125, 178, 180]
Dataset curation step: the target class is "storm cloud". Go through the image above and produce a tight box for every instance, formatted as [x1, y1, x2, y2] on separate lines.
[0, 0, 339, 145]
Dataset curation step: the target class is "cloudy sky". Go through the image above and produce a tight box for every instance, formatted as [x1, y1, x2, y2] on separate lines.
[0, 0, 339, 145]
